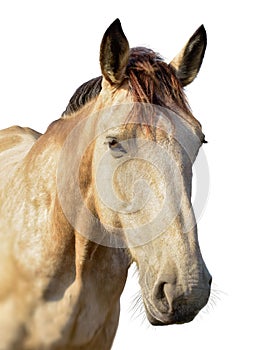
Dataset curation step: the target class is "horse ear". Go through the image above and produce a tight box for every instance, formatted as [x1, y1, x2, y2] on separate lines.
[100, 19, 130, 85]
[169, 25, 207, 87]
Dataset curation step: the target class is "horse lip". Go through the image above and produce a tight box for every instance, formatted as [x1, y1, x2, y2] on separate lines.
[147, 309, 198, 326]
[174, 311, 199, 324]
[143, 300, 168, 325]
[144, 300, 199, 326]
[145, 308, 170, 326]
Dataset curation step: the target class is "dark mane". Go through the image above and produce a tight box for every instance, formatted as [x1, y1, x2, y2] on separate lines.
[62, 76, 102, 116]
[62, 47, 192, 117]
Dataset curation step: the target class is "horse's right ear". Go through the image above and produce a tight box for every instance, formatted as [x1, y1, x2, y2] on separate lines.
[100, 19, 130, 85]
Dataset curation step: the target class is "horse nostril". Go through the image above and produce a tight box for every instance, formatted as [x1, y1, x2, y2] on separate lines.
[153, 281, 172, 311]
[154, 281, 182, 312]
[154, 281, 166, 300]
[208, 277, 212, 286]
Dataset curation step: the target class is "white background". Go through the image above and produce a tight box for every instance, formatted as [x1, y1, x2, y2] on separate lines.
[0, 1, 267, 349]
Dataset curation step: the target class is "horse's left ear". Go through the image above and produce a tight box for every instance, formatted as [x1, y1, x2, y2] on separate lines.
[169, 25, 207, 87]
[100, 19, 130, 85]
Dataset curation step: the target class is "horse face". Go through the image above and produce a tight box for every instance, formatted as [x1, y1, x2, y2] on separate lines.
[91, 19, 211, 325]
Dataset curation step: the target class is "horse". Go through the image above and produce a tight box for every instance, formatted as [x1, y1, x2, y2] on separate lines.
[0, 19, 211, 349]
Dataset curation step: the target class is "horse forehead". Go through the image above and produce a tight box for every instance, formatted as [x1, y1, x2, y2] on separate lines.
[96, 111, 201, 151]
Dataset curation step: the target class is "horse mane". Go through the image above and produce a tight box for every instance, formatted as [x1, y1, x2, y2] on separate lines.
[62, 76, 103, 116]
[62, 47, 193, 119]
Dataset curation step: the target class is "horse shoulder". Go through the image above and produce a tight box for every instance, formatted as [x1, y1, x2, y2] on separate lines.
[0, 125, 41, 152]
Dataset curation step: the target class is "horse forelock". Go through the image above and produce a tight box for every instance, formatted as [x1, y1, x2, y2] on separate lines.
[62, 47, 202, 132]
[127, 48, 187, 108]
[125, 48, 201, 132]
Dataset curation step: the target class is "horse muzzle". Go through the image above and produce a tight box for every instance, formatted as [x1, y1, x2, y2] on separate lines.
[143, 276, 212, 325]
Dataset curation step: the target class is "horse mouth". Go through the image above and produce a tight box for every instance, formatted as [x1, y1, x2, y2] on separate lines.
[144, 301, 199, 326]
[147, 310, 198, 326]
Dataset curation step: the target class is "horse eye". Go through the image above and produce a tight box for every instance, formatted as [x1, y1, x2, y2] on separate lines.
[108, 139, 118, 148]
[105, 137, 127, 156]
